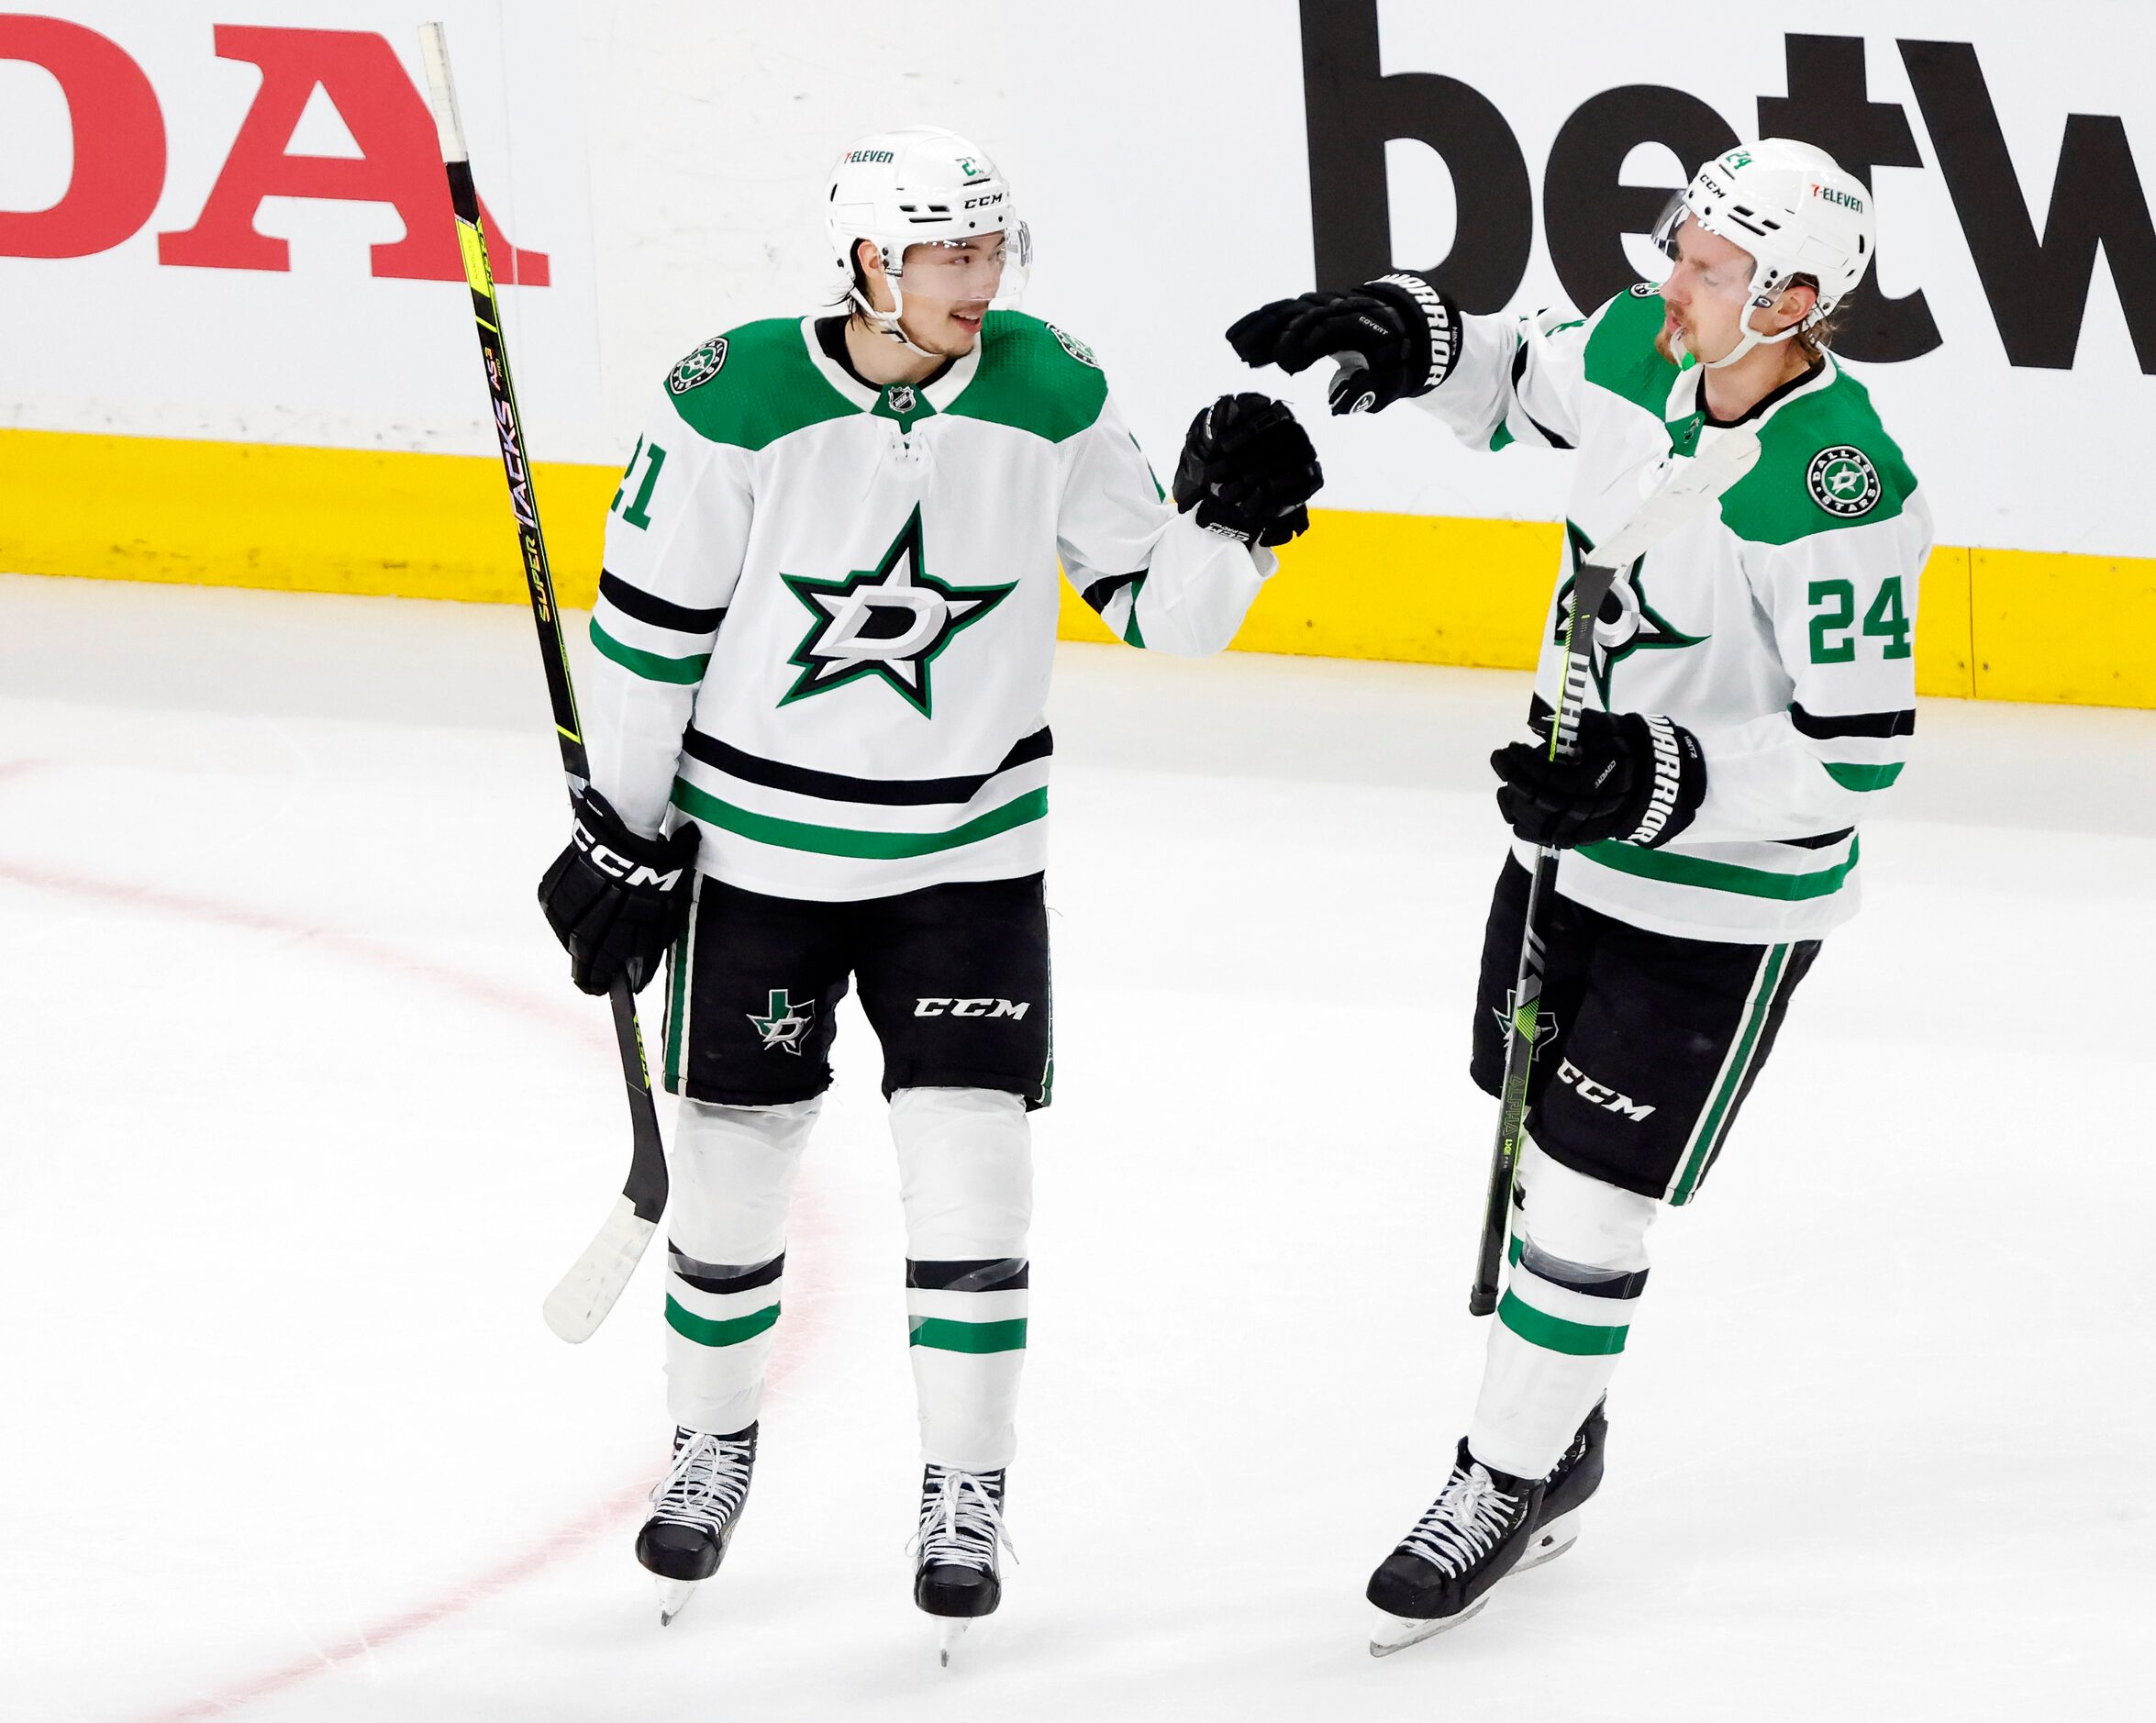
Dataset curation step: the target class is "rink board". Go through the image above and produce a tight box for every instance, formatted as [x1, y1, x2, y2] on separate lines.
[6, 423, 2148, 709]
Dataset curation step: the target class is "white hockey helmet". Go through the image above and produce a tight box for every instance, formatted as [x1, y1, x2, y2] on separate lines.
[1652, 139, 1874, 368]
[826, 126, 1030, 346]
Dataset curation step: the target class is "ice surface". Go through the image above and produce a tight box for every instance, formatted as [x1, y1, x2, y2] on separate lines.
[2, 572, 2150, 1721]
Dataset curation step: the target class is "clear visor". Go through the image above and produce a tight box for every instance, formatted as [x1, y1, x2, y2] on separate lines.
[1650, 190, 1687, 262]
[895, 222, 1031, 306]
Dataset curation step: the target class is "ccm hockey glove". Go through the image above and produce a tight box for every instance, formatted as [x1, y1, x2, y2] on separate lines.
[538, 785, 699, 995]
[1492, 709, 1706, 850]
[1226, 270, 1461, 414]
[1172, 393, 1323, 547]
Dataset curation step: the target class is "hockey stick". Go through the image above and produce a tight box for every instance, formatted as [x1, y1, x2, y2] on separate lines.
[1467, 428, 1761, 1317]
[418, 23, 667, 1344]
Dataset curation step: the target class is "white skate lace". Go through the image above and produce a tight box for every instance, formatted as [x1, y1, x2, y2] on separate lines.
[906, 1466, 1017, 1575]
[1398, 1462, 1521, 1575]
[648, 1428, 753, 1538]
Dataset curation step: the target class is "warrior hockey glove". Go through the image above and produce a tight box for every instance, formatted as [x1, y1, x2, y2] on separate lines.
[1172, 393, 1323, 547]
[1226, 271, 1460, 415]
[538, 786, 699, 995]
[1491, 709, 1706, 850]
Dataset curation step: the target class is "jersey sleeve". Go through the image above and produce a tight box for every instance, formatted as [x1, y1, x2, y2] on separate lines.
[1057, 391, 1273, 655]
[583, 390, 754, 838]
[1682, 493, 1933, 843]
[1411, 302, 1603, 452]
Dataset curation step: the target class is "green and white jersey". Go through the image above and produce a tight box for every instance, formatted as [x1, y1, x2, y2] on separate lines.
[584, 312, 1272, 902]
[1417, 284, 1932, 944]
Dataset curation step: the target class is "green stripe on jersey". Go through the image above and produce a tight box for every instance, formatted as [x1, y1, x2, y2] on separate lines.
[590, 619, 709, 684]
[1576, 837, 1859, 901]
[664, 318, 857, 450]
[672, 778, 1048, 859]
[909, 1316, 1028, 1353]
[1496, 1290, 1628, 1356]
[665, 1296, 779, 1348]
[1823, 760, 1904, 791]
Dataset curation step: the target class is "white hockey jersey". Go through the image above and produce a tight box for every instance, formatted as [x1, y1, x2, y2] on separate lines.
[1417, 284, 1932, 944]
[583, 312, 1272, 901]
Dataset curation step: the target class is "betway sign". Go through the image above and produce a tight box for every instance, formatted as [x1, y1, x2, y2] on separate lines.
[1300, 0, 2155, 372]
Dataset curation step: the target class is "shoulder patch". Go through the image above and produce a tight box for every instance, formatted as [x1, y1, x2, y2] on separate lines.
[1046, 323, 1099, 367]
[667, 336, 728, 395]
[1806, 445, 1882, 518]
[1628, 282, 1659, 297]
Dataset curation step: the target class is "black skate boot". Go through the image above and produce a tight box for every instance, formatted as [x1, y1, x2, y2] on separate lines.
[1517, 1398, 1607, 1574]
[910, 1464, 1013, 1665]
[1366, 1440, 1545, 1655]
[634, 1423, 756, 1625]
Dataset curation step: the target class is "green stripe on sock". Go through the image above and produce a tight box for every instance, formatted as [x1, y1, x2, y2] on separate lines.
[1576, 837, 1858, 900]
[590, 619, 710, 684]
[672, 778, 1047, 860]
[1507, 1232, 1525, 1267]
[665, 1295, 779, 1347]
[1496, 1289, 1628, 1356]
[908, 1316, 1028, 1354]
[1823, 760, 1903, 791]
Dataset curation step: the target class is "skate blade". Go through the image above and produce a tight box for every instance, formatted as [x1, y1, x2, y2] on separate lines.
[1511, 1506, 1583, 1575]
[938, 1619, 970, 1668]
[655, 1576, 698, 1626]
[1369, 1597, 1488, 1657]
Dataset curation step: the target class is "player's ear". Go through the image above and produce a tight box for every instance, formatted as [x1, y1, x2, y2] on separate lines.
[1773, 280, 1818, 334]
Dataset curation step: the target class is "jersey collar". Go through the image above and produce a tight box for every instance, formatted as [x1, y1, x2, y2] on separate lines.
[796, 316, 984, 418]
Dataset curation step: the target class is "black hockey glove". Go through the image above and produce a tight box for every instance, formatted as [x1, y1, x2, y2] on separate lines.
[1172, 393, 1323, 548]
[538, 786, 699, 995]
[1491, 709, 1706, 850]
[1226, 271, 1461, 415]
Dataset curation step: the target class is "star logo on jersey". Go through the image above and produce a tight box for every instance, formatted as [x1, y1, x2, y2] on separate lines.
[1492, 990, 1561, 1050]
[747, 989, 816, 1054]
[778, 506, 1015, 717]
[1807, 445, 1881, 517]
[1553, 521, 1707, 706]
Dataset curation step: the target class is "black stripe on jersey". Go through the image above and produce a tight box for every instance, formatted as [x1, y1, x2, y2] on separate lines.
[1789, 702, 1917, 740]
[599, 569, 727, 634]
[1519, 1244, 1648, 1302]
[1510, 339, 1575, 450]
[681, 725, 1053, 807]
[668, 1245, 784, 1295]
[1080, 570, 1146, 616]
[906, 1257, 1030, 1293]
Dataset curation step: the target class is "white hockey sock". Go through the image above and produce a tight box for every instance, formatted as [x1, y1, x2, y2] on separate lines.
[662, 1095, 820, 1433]
[1467, 1140, 1658, 1480]
[892, 1086, 1032, 1473]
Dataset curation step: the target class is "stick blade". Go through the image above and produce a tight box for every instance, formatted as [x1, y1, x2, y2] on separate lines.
[1585, 428, 1761, 571]
[542, 1195, 658, 1342]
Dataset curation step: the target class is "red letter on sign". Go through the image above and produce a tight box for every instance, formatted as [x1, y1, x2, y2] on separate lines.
[158, 26, 548, 283]
[0, 17, 167, 258]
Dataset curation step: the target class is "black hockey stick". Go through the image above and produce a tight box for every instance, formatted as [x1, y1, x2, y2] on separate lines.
[1467, 429, 1761, 1317]
[419, 23, 666, 1343]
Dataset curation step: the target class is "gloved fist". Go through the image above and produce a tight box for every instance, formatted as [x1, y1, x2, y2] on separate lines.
[1492, 708, 1706, 850]
[1172, 393, 1323, 548]
[1226, 271, 1460, 415]
[538, 785, 699, 995]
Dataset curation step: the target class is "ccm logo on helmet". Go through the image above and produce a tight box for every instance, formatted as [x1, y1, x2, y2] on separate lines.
[572, 822, 686, 890]
[963, 193, 1006, 209]
[914, 997, 1031, 1019]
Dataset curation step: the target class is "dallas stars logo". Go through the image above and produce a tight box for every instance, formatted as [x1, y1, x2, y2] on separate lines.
[778, 506, 1015, 717]
[747, 989, 816, 1054]
[1553, 521, 1706, 706]
[1492, 989, 1561, 1050]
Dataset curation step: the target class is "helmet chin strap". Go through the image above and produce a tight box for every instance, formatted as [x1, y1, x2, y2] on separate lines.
[1702, 302, 1804, 371]
[847, 280, 941, 362]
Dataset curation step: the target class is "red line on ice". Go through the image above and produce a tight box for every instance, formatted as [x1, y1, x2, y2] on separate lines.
[0, 855, 831, 1720]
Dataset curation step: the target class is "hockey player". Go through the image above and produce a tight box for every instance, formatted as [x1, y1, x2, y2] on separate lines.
[1228, 139, 1928, 1650]
[538, 127, 1321, 1648]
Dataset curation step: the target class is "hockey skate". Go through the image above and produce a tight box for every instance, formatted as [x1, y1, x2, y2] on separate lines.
[909, 1464, 1013, 1666]
[1514, 1399, 1607, 1577]
[635, 1423, 756, 1625]
[1366, 1440, 1545, 1656]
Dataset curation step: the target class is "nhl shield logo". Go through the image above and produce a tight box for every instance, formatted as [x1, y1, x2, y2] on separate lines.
[1807, 445, 1882, 517]
[668, 337, 728, 396]
[887, 384, 917, 415]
